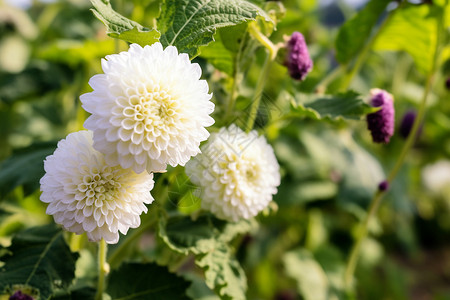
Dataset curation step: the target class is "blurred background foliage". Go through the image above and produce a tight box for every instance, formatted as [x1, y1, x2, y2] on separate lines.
[0, 0, 449, 299]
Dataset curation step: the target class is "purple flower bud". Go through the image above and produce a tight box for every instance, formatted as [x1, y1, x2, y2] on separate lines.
[366, 89, 395, 144]
[399, 110, 423, 140]
[9, 291, 34, 300]
[284, 32, 313, 81]
[446, 77, 450, 90]
[378, 180, 389, 191]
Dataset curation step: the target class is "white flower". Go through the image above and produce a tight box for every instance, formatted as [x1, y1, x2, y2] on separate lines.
[185, 125, 280, 222]
[40, 130, 154, 244]
[81, 43, 214, 174]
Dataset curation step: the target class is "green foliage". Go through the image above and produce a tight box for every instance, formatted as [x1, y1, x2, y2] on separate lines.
[90, 0, 160, 46]
[290, 91, 376, 121]
[374, 4, 440, 74]
[0, 141, 57, 198]
[158, 214, 256, 299]
[0, 224, 79, 300]
[107, 262, 190, 299]
[196, 243, 247, 300]
[335, 0, 391, 64]
[283, 249, 329, 300]
[157, 0, 270, 58]
[158, 214, 256, 255]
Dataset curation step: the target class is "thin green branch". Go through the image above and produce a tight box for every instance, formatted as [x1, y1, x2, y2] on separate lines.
[343, 1, 446, 289]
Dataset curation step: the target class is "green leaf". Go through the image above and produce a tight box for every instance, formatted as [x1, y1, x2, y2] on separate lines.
[0, 141, 57, 198]
[283, 249, 329, 300]
[290, 91, 376, 121]
[373, 4, 439, 74]
[107, 262, 190, 299]
[0, 224, 79, 300]
[158, 214, 256, 255]
[196, 243, 247, 300]
[335, 0, 390, 64]
[158, 215, 217, 255]
[90, 0, 160, 46]
[157, 0, 271, 58]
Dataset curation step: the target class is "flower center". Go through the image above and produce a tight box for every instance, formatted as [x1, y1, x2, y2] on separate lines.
[76, 166, 121, 205]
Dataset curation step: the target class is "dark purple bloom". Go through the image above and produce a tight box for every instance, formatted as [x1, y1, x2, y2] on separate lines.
[446, 77, 450, 90]
[284, 32, 313, 81]
[366, 89, 395, 143]
[378, 180, 389, 191]
[399, 109, 423, 140]
[9, 291, 34, 300]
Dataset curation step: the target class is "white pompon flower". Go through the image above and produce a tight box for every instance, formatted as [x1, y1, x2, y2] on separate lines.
[39, 131, 154, 244]
[185, 125, 281, 222]
[81, 43, 214, 174]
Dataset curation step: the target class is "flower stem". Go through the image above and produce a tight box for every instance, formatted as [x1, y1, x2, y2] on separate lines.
[95, 239, 108, 300]
[245, 54, 272, 133]
[314, 64, 346, 94]
[107, 217, 157, 269]
[247, 22, 277, 60]
[340, 6, 396, 91]
[343, 2, 445, 289]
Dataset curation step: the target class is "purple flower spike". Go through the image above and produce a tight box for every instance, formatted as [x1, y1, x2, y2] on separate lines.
[446, 77, 450, 90]
[366, 89, 395, 144]
[284, 32, 313, 81]
[9, 291, 34, 300]
[399, 110, 419, 139]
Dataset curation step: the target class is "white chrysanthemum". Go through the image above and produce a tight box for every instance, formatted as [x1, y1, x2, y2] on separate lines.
[185, 125, 280, 222]
[80, 43, 214, 174]
[40, 130, 154, 244]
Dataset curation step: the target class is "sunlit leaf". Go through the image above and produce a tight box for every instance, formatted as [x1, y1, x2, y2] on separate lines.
[196, 243, 247, 300]
[107, 263, 190, 299]
[157, 0, 271, 58]
[90, 0, 160, 46]
[373, 4, 439, 74]
[283, 249, 328, 300]
[335, 0, 391, 64]
[0, 224, 79, 300]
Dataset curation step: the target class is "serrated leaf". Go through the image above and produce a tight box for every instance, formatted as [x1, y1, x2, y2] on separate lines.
[90, 0, 160, 46]
[291, 91, 376, 121]
[283, 249, 328, 300]
[158, 214, 256, 255]
[373, 4, 439, 74]
[0, 224, 79, 300]
[0, 141, 57, 198]
[196, 243, 247, 300]
[335, 0, 390, 64]
[158, 215, 217, 255]
[157, 0, 271, 58]
[107, 262, 190, 300]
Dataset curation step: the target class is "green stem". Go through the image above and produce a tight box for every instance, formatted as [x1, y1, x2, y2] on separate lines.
[340, 8, 395, 91]
[314, 64, 346, 94]
[95, 239, 108, 300]
[343, 1, 445, 288]
[245, 54, 272, 133]
[107, 217, 157, 269]
[247, 22, 277, 60]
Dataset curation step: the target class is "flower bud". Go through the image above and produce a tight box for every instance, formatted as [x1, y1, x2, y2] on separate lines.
[399, 110, 422, 139]
[9, 291, 34, 300]
[378, 180, 389, 192]
[366, 89, 395, 144]
[284, 32, 313, 81]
